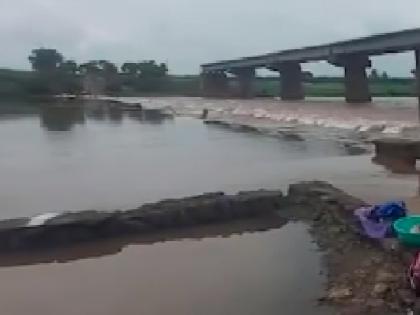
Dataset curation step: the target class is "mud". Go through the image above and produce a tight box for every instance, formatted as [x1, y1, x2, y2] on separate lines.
[287, 181, 417, 315]
[0, 180, 417, 314]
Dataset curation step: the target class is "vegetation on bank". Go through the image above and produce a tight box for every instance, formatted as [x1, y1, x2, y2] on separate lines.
[3, 48, 171, 98]
[255, 76, 417, 97]
[0, 47, 417, 98]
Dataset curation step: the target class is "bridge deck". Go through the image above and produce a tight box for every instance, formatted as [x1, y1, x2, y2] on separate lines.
[202, 28, 420, 72]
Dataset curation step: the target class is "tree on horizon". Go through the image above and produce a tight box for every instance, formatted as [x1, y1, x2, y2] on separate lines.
[28, 48, 63, 73]
[121, 62, 139, 75]
[60, 60, 78, 75]
[369, 68, 379, 80]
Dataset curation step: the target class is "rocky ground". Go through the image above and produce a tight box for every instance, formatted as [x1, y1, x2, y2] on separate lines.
[312, 210, 412, 315]
[286, 181, 418, 315]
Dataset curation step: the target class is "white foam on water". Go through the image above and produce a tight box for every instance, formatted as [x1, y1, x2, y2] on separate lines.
[382, 126, 404, 134]
[226, 104, 420, 137]
[27, 212, 59, 227]
[174, 101, 419, 139]
[357, 124, 371, 132]
[232, 107, 251, 116]
[252, 108, 270, 119]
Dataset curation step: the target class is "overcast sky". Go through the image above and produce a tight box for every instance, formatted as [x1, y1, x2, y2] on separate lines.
[1, 0, 420, 76]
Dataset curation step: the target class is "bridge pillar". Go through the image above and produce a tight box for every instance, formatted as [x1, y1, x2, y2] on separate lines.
[344, 55, 371, 103]
[200, 71, 229, 97]
[230, 68, 255, 98]
[277, 62, 304, 100]
[330, 54, 371, 103]
[415, 49, 420, 120]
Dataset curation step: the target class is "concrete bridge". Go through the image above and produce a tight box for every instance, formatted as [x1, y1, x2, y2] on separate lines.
[201, 28, 420, 103]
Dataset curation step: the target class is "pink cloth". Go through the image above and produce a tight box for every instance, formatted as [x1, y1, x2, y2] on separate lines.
[409, 251, 420, 296]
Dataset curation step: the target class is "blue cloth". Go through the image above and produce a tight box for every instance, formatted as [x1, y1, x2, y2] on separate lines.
[367, 201, 407, 222]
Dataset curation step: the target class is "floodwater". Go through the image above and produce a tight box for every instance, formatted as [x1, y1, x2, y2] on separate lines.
[0, 221, 333, 315]
[1, 98, 418, 219]
[125, 96, 420, 133]
[1, 97, 420, 315]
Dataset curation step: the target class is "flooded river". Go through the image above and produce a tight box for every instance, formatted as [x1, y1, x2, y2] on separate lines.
[1, 98, 418, 219]
[0, 97, 419, 314]
[0, 221, 333, 315]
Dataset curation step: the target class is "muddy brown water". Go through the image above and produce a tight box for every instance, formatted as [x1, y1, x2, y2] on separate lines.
[0, 221, 333, 315]
[0, 99, 418, 219]
[1, 98, 420, 314]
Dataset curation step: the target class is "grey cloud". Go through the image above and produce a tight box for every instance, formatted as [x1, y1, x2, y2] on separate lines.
[0, 0, 419, 75]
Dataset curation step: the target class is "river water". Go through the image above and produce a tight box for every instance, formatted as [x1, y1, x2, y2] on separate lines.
[1, 98, 418, 218]
[0, 97, 419, 314]
[0, 221, 333, 315]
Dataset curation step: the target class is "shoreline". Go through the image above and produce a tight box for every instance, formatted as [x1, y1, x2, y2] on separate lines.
[0, 181, 416, 314]
[2, 96, 420, 313]
[288, 182, 415, 314]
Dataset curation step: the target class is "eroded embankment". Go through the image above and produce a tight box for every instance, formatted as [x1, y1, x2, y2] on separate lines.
[0, 190, 284, 251]
[288, 182, 417, 315]
[0, 181, 417, 314]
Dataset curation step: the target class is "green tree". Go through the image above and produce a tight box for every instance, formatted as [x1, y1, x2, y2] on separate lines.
[28, 48, 63, 73]
[79, 60, 121, 94]
[381, 71, 389, 79]
[121, 62, 139, 75]
[133, 61, 168, 92]
[137, 60, 168, 78]
[27, 48, 65, 95]
[58, 60, 82, 94]
[369, 68, 379, 80]
[98, 60, 120, 93]
[120, 60, 168, 92]
[60, 60, 78, 75]
[98, 60, 118, 75]
[78, 61, 101, 75]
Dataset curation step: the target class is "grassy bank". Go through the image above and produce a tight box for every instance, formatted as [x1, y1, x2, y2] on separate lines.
[0, 69, 416, 99]
[255, 77, 417, 97]
[127, 76, 417, 98]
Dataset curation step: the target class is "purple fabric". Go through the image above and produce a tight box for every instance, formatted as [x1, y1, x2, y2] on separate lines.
[354, 207, 393, 239]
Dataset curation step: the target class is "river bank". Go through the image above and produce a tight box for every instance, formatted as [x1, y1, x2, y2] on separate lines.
[0, 68, 415, 99]
[0, 181, 415, 314]
[288, 182, 417, 315]
[2, 97, 420, 314]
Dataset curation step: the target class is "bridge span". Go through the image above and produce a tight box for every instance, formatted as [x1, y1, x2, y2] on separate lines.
[201, 28, 420, 104]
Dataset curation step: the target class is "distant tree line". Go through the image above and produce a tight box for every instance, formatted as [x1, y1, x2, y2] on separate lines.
[369, 68, 389, 80]
[27, 48, 169, 95]
[0, 48, 417, 99]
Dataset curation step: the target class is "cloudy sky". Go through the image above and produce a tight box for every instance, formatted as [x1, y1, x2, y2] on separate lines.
[1, 0, 420, 76]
